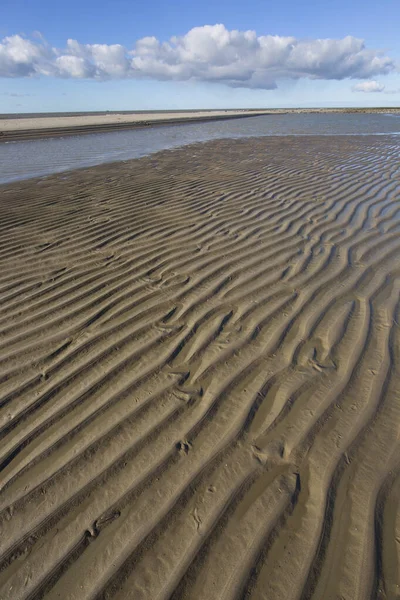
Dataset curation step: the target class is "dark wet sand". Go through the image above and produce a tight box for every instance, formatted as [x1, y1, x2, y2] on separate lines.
[0, 135, 399, 600]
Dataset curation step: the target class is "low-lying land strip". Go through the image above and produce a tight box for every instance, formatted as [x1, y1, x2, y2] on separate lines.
[0, 110, 272, 142]
[1, 107, 399, 142]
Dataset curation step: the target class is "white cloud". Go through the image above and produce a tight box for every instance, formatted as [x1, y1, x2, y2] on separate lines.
[55, 54, 93, 78]
[0, 35, 51, 77]
[0, 26, 397, 90]
[352, 80, 385, 92]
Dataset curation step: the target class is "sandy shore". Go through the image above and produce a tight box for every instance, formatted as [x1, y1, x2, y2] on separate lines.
[0, 109, 273, 142]
[2, 107, 399, 142]
[0, 136, 399, 599]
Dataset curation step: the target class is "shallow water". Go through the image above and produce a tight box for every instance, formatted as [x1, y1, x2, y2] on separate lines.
[1, 112, 400, 184]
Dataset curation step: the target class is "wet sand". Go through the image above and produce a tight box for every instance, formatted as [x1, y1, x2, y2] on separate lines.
[0, 135, 399, 599]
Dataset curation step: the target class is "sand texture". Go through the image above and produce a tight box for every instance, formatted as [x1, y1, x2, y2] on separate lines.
[0, 136, 400, 599]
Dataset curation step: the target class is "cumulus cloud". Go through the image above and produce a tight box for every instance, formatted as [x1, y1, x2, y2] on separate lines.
[352, 80, 385, 92]
[0, 26, 396, 89]
[0, 35, 52, 77]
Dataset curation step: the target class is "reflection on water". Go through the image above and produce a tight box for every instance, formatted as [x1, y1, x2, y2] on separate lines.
[1, 113, 400, 184]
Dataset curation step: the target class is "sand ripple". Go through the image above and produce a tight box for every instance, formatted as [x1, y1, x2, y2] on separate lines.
[0, 135, 399, 600]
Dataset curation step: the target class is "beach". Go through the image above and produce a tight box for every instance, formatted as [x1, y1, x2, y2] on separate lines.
[0, 110, 273, 142]
[1, 108, 399, 142]
[0, 134, 399, 599]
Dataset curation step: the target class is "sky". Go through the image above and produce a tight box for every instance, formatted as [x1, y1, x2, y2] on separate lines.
[1, 0, 399, 112]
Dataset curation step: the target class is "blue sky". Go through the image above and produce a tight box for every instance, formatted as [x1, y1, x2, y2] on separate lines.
[1, 0, 399, 112]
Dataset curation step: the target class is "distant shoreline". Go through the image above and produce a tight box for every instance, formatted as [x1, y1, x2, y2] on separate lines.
[1, 107, 399, 143]
[0, 110, 270, 143]
[1, 107, 400, 119]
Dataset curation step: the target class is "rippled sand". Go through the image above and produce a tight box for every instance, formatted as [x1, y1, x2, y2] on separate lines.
[0, 136, 399, 599]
